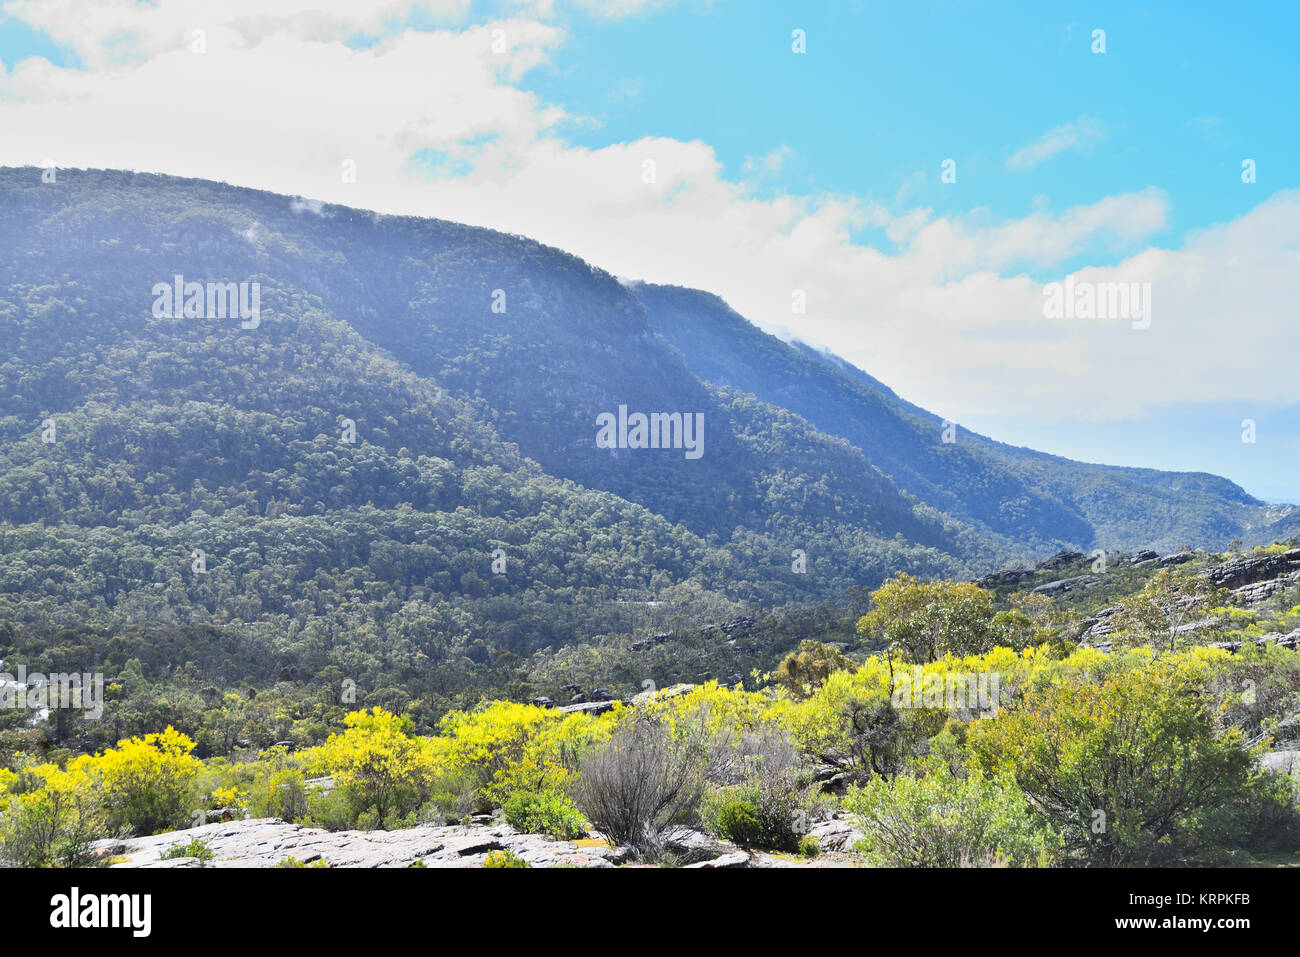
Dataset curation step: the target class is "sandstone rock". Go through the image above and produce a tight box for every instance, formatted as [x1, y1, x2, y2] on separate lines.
[808, 819, 863, 852]
[1261, 751, 1300, 774]
[555, 699, 620, 716]
[1231, 572, 1300, 606]
[1037, 550, 1085, 571]
[974, 568, 1030, 590]
[1079, 606, 1120, 641]
[630, 683, 694, 706]
[1032, 574, 1100, 596]
[1202, 548, 1300, 591]
[93, 819, 615, 869]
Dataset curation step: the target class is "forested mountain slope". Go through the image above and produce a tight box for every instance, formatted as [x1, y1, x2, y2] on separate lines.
[0, 168, 988, 726]
[630, 281, 1297, 552]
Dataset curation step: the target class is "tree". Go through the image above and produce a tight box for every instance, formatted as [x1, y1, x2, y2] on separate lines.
[0, 763, 106, 867]
[1110, 569, 1225, 651]
[769, 639, 853, 698]
[857, 574, 1002, 663]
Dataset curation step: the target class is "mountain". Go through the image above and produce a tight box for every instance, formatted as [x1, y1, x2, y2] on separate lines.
[629, 282, 1299, 553]
[0, 168, 984, 710]
[0, 166, 1296, 745]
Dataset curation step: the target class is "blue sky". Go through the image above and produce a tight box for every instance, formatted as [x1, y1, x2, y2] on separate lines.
[520, 0, 1297, 273]
[1, 0, 1295, 501]
[517, 0, 1300, 501]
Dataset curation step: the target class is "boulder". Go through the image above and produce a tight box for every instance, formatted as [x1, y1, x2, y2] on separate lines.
[808, 819, 863, 852]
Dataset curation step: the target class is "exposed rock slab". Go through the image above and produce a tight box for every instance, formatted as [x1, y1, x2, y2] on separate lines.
[93, 818, 617, 868]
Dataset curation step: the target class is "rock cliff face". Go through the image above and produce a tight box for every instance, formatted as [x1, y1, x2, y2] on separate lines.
[1201, 548, 1300, 596]
[1202, 548, 1300, 589]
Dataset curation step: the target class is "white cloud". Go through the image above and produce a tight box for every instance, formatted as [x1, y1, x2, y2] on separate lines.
[510, 0, 685, 18]
[2, 0, 474, 68]
[0, 2, 1294, 429]
[1007, 115, 1106, 170]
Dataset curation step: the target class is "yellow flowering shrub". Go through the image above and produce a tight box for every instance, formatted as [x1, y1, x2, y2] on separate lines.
[437, 700, 619, 805]
[70, 726, 202, 835]
[308, 707, 438, 827]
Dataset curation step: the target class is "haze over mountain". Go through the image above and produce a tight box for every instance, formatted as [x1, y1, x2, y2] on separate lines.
[631, 282, 1300, 553]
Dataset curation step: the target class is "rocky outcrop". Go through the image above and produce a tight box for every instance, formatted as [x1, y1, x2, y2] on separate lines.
[1079, 606, 1120, 641]
[1037, 550, 1086, 571]
[975, 568, 1032, 591]
[1231, 573, 1300, 606]
[630, 682, 695, 706]
[1261, 751, 1300, 774]
[1208, 629, 1300, 655]
[93, 818, 620, 868]
[683, 850, 751, 868]
[555, 699, 621, 716]
[1032, 574, 1101, 596]
[1202, 548, 1300, 591]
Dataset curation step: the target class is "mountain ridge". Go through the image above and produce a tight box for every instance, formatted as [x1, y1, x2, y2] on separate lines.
[628, 280, 1294, 552]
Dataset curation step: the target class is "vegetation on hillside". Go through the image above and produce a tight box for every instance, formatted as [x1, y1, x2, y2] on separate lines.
[5, 560, 1298, 868]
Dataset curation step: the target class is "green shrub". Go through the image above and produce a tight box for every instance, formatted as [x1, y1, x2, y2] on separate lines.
[703, 787, 763, 845]
[501, 790, 586, 840]
[256, 768, 308, 822]
[702, 781, 809, 852]
[845, 760, 1057, 867]
[159, 837, 215, 865]
[968, 659, 1268, 864]
[701, 729, 813, 853]
[303, 786, 357, 832]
